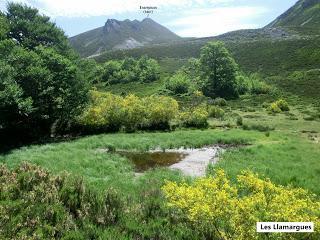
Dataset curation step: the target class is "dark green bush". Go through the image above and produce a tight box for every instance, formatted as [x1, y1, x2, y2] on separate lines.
[213, 97, 228, 106]
[163, 71, 194, 95]
[242, 123, 275, 132]
[0, 3, 89, 143]
[236, 116, 243, 126]
[100, 56, 160, 85]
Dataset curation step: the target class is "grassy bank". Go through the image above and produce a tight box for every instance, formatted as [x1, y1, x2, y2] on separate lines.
[1, 122, 319, 194]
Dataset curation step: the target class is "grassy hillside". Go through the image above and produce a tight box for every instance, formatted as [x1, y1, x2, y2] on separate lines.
[267, 0, 320, 34]
[95, 37, 320, 75]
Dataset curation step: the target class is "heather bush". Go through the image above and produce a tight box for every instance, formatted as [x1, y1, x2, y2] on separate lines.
[0, 163, 123, 239]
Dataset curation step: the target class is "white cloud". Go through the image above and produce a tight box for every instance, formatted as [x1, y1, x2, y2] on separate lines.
[168, 6, 268, 37]
[3, 0, 235, 17]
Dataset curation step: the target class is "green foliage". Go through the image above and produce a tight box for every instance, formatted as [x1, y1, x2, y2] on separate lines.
[163, 71, 194, 95]
[95, 36, 320, 81]
[236, 116, 243, 126]
[268, 99, 290, 113]
[213, 97, 228, 106]
[0, 14, 9, 40]
[236, 73, 272, 95]
[0, 44, 88, 132]
[137, 56, 161, 83]
[163, 169, 320, 240]
[199, 41, 239, 99]
[80, 91, 179, 132]
[6, 3, 71, 55]
[180, 106, 209, 128]
[0, 3, 89, 141]
[208, 106, 225, 119]
[0, 163, 124, 239]
[242, 123, 275, 132]
[100, 56, 160, 85]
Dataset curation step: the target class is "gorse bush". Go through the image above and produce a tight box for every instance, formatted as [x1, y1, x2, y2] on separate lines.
[100, 56, 160, 85]
[0, 163, 123, 239]
[276, 99, 290, 111]
[143, 95, 179, 130]
[268, 99, 290, 113]
[80, 91, 179, 132]
[162, 169, 320, 240]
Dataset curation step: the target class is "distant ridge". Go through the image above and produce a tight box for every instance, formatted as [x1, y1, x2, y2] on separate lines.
[69, 18, 181, 57]
[267, 0, 320, 33]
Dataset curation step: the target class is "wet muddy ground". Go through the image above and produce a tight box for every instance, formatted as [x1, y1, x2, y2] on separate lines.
[115, 146, 223, 177]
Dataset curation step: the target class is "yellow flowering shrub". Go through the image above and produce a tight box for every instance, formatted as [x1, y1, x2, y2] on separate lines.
[122, 94, 146, 131]
[268, 99, 290, 113]
[143, 95, 179, 129]
[80, 91, 124, 131]
[80, 91, 179, 131]
[162, 170, 320, 240]
[180, 106, 209, 128]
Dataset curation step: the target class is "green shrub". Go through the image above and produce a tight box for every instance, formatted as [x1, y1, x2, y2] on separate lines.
[237, 73, 272, 95]
[180, 106, 209, 128]
[242, 123, 275, 132]
[0, 163, 123, 239]
[213, 97, 227, 106]
[236, 116, 243, 126]
[163, 71, 193, 95]
[100, 56, 160, 84]
[208, 106, 225, 119]
[249, 76, 272, 94]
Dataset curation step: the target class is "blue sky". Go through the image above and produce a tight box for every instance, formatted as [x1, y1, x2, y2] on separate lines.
[0, 0, 297, 37]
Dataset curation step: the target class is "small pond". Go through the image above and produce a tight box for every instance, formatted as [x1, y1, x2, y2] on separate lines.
[116, 147, 223, 177]
[117, 151, 188, 172]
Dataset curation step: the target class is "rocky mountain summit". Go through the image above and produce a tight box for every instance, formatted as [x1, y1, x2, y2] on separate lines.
[69, 18, 181, 57]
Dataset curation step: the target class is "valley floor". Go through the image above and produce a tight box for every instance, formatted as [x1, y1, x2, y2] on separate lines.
[1, 103, 320, 195]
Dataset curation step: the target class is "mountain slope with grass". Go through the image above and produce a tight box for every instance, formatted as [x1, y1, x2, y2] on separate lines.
[267, 0, 320, 34]
[69, 18, 181, 57]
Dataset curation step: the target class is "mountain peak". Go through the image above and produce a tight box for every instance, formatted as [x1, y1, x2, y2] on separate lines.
[69, 18, 181, 57]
